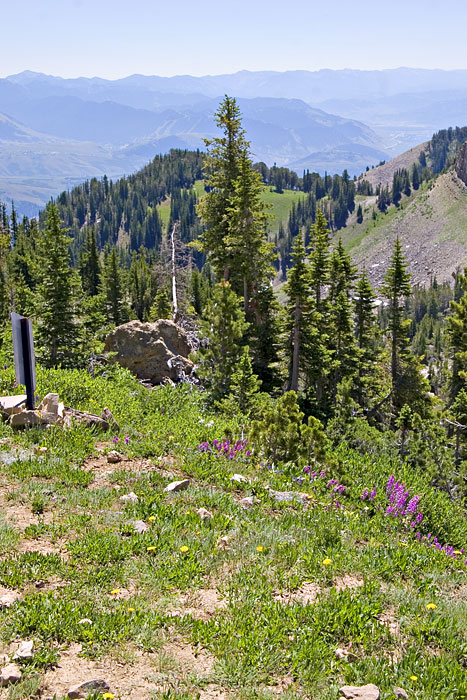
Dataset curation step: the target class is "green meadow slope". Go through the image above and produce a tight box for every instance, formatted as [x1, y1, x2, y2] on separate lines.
[0, 365, 465, 699]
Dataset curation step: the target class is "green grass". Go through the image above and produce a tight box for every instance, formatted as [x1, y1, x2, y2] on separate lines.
[156, 197, 172, 233]
[260, 187, 305, 235]
[0, 366, 465, 699]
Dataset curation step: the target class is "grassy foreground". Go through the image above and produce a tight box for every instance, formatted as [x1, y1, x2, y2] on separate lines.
[0, 366, 465, 700]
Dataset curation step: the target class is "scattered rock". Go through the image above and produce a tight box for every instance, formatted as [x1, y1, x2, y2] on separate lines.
[0, 663, 21, 686]
[0, 395, 26, 416]
[268, 488, 308, 503]
[13, 640, 34, 659]
[39, 393, 59, 418]
[164, 479, 190, 493]
[239, 496, 256, 508]
[58, 407, 111, 431]
[131, 519, 149, 533]
[104, 319, 194, 384]
[102, 407, 120, 431]
[0, 588, 21, 608]
[119, 492, 138, 504]
[216, 536, 230, 549]
[335, 648, 349, 659]
[394, 689, 408, 699]
[11, 409, 53, 428]
[67, 679, 110, 698]
[197, 507, 213, 520]
[230, 473, 248, 484]
[107, 450, 123, 464]
[339, 685, 380, 700]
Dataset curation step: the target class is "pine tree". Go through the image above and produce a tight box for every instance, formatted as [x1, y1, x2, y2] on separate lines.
[381, 238, 428, 417]
[195, 281, 248, 405]
[446, 270, 467, 403]
[129, 250, 152, 321]
[309, 209, 331, 314]
[381, 238, 412, 392]
[226, 149, 273, 313]
[217, 346, 261, 416]
[356, 203, 363, 223]
[149, 289, 172, 320]
[282, 233, 312, 392]
[35, 203, 80, 368]
[102, 247, 128, 326]
[79, 227, 101, 296]
[197, 96, 248, 282]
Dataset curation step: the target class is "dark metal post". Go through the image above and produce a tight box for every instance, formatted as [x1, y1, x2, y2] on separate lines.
[20, 318, 34, 410]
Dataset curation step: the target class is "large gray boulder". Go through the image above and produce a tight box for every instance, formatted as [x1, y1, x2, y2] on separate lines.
[104, 319, 194, 384]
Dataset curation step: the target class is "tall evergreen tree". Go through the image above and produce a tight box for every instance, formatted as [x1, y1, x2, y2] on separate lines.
[282, 233, 312, 392]
[195, 281, 248, 405]
[79, 227, 101, 296]
[197, 96, 247, 282]
[381, 238, 412, 393]
[35, 203, 80, 368]
[102, 247, 128, 326]
[446, 270, 467, 403]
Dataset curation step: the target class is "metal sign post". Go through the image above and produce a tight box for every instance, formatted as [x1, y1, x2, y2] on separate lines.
[11, 312, 36, 410]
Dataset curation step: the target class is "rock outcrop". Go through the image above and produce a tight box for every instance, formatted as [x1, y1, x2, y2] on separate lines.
[104, 319, 194, 384]
[455, 141, 467, 186]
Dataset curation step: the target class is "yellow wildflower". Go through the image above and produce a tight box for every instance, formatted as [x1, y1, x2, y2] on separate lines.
[180, 545, 189, 553]
[146, 546, 156, 552]
[410, 676, 418, 681]
[110, 589, 120, 595]
[148, 516, 156, 522]
[127, 607, 135, 612]
[399, 542, 408, 547]
[322, 558, 332, 566]
[426, 603, 437, 610]
[102, 694, 115, 699]
[256, 546, 264, 552]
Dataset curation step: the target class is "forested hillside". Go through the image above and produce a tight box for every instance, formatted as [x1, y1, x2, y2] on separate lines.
[0, 95, 466, 700]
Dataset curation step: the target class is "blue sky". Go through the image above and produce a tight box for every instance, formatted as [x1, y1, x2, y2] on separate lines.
[1, 0, 466, 78]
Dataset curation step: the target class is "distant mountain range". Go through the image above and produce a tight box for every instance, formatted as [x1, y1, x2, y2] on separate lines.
[2, 68, 467, 215]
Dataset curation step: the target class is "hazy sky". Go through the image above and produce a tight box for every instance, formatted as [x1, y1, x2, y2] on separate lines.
[1, 0, 467, 79]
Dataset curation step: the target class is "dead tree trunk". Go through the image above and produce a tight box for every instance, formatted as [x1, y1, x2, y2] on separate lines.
[170, 222, 179, 322]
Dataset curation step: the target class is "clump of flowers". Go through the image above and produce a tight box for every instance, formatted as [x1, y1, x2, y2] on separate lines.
[385, 475, 423, 524]
[198, 438, 251, 461]
[326, 478, 346, 494]
[361, 487, 377, 501]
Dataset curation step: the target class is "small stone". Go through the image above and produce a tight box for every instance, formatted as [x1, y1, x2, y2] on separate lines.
[216, 536, 229, 549]
[394, 689, 408, 699]
[0, 589, 20, 608]
[164, 479, 190, 493]
[0, 663, 21, 686]
[230, 473, 248, 484]
[339, 685, 380, 700]
[119, 492, 138, 503]
[39, 393, 59, 417]
[239, 496, 256, 508]
[335, 647, 349, 659]
[67, 679, 110, 698]
[132, 519, 149, 533]
[196, 507, 213, 520]
[13, 639, 34, 659]
[107, 450, 123, 464]
[269, 488, 308, 503]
